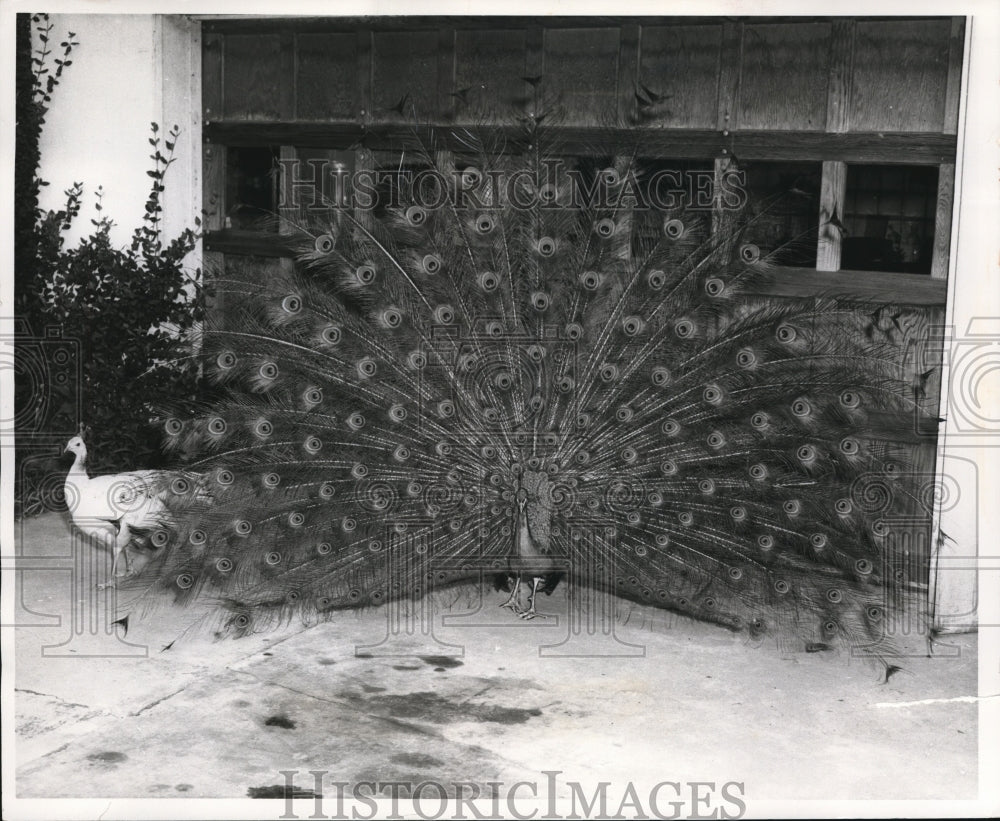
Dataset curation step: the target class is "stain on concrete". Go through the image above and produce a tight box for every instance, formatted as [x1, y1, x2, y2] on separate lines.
[86, 751, 127, 764]
[232, 700, 251, 708]
[366, 691, 542, 725]
[392, 665, 422, 671]
[361, 684, 386, 693]
[317, 658, 337, 665]
[175, 784, 193, 792]
[420, 656, 464, 669]
[390, 752, 446, 768]
[248, 784, 321, 799]
[264, 715, 296, 729]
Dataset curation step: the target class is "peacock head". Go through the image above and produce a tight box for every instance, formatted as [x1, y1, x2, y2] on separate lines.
[64, 425, 92, 461]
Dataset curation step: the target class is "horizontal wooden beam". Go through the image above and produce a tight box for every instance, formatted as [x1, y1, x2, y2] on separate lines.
[201, 15, 957, 34]
[204, 122, 956, 165]
[204, 229, 297, 257]
[205, 231, 947, 307]
[761, 265, 947, 306]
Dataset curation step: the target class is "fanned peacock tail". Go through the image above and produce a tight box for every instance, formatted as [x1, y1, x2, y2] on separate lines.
[137, 121, 924, 669]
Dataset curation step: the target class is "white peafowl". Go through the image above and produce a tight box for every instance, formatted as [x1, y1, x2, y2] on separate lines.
[127, 120, 930, 676]
[63, 426, 202, 587]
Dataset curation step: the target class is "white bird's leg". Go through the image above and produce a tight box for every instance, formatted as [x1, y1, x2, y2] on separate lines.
[97, 521, 130, 589]
[518, 576, 551, 620]
[499, 575, 523, 613]
[115, 522, 134, 578]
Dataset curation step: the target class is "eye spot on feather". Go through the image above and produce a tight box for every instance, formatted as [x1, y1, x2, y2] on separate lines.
[313, 234, 334, 253]
[321, 325, 342, 345]
[479, 271, 499, 292]
[595, 218, 616, 238]
[164, 417, 183, 436]
[281, 294, 302, 314]
[740, 243, 760, 264]
[674, 319, 695, 338]
[536, 237, 556, 257]
[663, 218, 684, 239]
[421, 254, 441, 275]
[622, 316, 645, 337]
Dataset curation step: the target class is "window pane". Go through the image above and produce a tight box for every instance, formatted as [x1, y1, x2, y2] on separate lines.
[843, 164, 938, 274]
[226, 146, 278, 229]
[739, 162, 821, 268]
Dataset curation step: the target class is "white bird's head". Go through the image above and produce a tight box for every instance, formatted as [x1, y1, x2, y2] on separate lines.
[64, 435, 88, 459]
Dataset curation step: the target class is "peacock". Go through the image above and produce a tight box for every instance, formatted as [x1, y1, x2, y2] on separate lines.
[63, 425, 200, 587]
[130, 120, 926, 674]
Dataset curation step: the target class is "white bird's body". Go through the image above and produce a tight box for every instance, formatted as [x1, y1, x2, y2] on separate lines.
[63, 435, 174, 587]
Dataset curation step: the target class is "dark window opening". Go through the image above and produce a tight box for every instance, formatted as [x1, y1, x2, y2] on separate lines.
[739, 161, 822, 268]
[226, 146, 278, 230]
[843, 164, 938, 275]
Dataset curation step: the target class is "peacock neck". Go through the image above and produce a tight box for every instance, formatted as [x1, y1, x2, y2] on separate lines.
[516, 508, 534, 556]
[68, 451, 88, 479]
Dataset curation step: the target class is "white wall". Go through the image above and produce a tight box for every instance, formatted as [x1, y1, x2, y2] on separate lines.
[35, 14, 200, 255]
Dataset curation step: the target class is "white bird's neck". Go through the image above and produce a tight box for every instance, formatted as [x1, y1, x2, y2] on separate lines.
[67, 451, 89, 479]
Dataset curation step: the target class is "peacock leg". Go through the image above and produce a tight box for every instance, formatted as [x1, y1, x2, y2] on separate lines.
[499, 575, 523, 613]
[518, 576, 550, 620]
[98, 548, 119, 590]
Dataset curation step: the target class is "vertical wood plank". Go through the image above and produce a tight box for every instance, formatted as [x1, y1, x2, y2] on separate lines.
[277, 145, 298, 231]
[524, 26, 544, 117]
[357, 28, 373, 124]
[931, 162, 955, 279]
[203, 141, 227, 323]
[712, 156, 738, 238]
[618, 23, 640, 123]
[438, 27, 456, 121]
[817, 160, 847, 271]
[279, 31, 295, 120]
[716, 21, 742, 130]
[737, 22, 830, 131]
[825, 18, 855, 133]
[943, 17, 965, 135]
[202, 31, 223, 122]
[203, 143, 227, 232]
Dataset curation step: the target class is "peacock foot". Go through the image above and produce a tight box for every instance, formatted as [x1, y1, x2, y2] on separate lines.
[517, 606, 551, 620]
